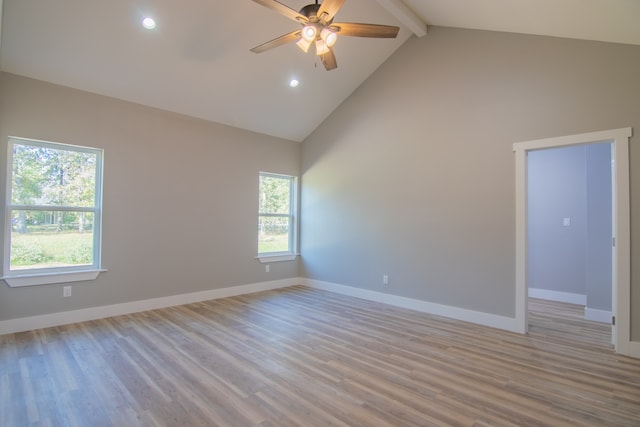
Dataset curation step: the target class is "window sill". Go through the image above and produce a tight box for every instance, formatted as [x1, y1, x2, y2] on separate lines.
[1, 269, 107, 288]
[256, 254, 299, 263]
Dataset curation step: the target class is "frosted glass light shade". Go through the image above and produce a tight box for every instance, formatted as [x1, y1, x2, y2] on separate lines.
[296, 37, 312, 53]
[301, 25, 318, 41]
[315, 39, 330, 56]
[320, 28, 337, 47]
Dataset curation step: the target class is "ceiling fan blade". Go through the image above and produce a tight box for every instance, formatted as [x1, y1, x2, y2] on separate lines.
[332, 22, 399, 38]
[251, 0, 309, 23]
[320, 48, 338, 71]
[317, 0, 346, 24]
[250, 30, 301, 53]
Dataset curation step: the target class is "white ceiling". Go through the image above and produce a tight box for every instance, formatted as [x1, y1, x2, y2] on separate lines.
[1, 0, 639, 142]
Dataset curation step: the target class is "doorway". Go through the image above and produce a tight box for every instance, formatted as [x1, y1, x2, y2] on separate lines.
[527, 142, 612, 338]
[513, 128, 632, 356]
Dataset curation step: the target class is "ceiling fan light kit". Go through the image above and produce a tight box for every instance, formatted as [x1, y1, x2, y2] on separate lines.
[296, 37, 313, 53]
[320, 27, 338, 47]
[250, 0, 400, 70]
[302, 24, 319, 41]
[315, 39, 330, 56]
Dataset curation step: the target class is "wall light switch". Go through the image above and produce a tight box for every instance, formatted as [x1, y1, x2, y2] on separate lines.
[563, 217, 571, 227]
[63, 286, 72, 297]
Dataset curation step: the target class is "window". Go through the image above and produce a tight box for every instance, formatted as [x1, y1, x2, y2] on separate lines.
[257, 172, 297, 261]
[3, 137, 104, 286]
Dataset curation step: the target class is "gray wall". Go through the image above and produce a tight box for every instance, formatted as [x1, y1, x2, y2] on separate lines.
[300, 27, 640, 338]
[0, 72, 300, 321]
[2, 26, 639, 342]
[527, 143, 612, 312]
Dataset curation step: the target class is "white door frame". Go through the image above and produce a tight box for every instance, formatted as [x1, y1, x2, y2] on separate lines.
[513, 127, 632, 356]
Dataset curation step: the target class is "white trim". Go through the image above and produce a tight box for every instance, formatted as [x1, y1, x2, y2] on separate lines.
[303, 279, 520, 333]
[514, 146, 528, 334]
[513, 127, 632, 356]
[0, 278, 298, 335]
[375, 0, 427, 37]
[584, 307, 613, 324]
[2, 269, 107, 287]
[256, 254, 298, 263]
[528, 288, 586, 305]
[513, 128, 631, 151]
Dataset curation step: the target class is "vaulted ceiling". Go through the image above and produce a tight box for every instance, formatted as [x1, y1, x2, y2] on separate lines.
[1, 0, 639, 141]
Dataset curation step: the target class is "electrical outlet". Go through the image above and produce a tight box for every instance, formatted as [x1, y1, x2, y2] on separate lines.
[63, 286, 72, 297]
[265, 264, 270, 273]
[383, 275, 389, 285]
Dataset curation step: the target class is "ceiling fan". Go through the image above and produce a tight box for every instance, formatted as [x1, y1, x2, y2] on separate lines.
[250, 0, 400, 70]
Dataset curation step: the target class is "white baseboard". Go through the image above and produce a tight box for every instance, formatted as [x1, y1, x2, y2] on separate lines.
[303, 279, 521, 333]
[584, 307, 612, 324]
[4, 277, 638, 358]
[528, 288, 586, 305]
[0, 278, 299, 335]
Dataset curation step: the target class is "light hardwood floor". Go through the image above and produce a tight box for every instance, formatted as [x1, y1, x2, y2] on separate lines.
[1, 286, 639, 426]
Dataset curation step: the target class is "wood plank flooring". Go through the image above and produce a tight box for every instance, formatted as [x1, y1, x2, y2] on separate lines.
[1, 287, 639, 426]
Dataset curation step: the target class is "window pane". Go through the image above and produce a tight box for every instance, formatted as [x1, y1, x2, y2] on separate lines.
[258, 216, 290, 253]
[259, 175, 290, 214]
[10, 210, 94, 270]
[11, 144, 97, 207]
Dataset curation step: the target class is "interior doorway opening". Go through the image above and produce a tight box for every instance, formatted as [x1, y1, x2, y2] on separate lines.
[513, 128, 632, 356]
[526, 142, 613, 342]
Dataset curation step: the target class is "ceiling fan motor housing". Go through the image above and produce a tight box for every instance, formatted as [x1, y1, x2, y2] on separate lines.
[299, 3, 333, 25]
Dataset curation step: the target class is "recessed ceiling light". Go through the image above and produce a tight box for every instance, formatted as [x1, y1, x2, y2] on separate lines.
[142, 17, 156, 30]
[289, 79, 299, 88]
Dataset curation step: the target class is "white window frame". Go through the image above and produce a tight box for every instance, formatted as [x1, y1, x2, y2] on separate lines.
[2, 137, 106, 287]
[257, 172, 298, 263]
